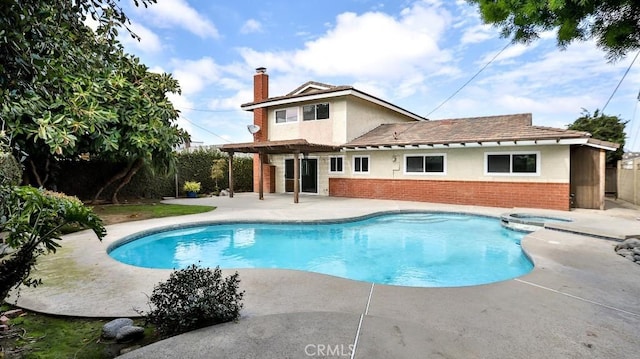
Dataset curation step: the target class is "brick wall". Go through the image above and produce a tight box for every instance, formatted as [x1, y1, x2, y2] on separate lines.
[329, 178, 570, 210]
[253, 156, 276, 193]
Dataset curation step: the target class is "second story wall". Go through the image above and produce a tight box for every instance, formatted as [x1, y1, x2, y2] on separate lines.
[268, 98, 347, 145]
[345, 97, 418, 143]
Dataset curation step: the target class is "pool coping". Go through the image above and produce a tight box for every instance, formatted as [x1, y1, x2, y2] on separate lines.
[7, 194, 640, 358]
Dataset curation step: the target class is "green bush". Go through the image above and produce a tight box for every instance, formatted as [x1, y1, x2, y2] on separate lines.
[144, 265, 244, 338]
[0, 186, 105, 302]
[0, 152, 22, 186]
[0, 132, 22, 186]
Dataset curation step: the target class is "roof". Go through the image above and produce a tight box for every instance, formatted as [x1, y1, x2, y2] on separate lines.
[343, 113, 619, 151]
[241, 82, 427, 122]
[219, 139, 342, 155]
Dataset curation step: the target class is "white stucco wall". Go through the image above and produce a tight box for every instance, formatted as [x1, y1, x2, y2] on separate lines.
[267, 95, 417, 145]
[267, 145, 569, 196]
[345, 97, 417, 142]
[341, 145, 570, 183]
[268, 98, 346, 145]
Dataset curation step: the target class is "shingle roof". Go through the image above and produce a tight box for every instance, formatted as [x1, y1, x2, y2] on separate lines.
[343, 113, 600, 148]
[241, 84, 355, 108]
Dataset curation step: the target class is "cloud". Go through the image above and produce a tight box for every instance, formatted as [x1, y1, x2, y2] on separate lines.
[120, 22, 163, 53]
[170, 57, 223, 95]
[237, 1, 453, 101]
[140, 0, 219, 38]
[460, 24, 496, 44]
[240, 19, 263, 34]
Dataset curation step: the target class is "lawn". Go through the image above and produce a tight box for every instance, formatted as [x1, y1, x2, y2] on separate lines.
[1, 201, 216, 358]
[92, 202, 216, 225]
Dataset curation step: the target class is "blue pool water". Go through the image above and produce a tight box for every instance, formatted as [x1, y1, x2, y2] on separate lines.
[109, 212, 533, 287]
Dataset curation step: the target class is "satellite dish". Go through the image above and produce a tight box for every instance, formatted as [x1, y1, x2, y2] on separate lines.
[247, 124, 261, 134]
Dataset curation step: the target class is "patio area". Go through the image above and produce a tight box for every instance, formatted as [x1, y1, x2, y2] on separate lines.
[8, 194, 640, 358]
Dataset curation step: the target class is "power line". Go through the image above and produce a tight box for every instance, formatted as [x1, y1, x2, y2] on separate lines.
[179, 115, 233, 143]
[601, 50, 640, 112]
[426, 42, 511, 118]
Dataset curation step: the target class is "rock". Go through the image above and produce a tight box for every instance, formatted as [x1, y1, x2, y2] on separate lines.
[116, 325, 145, 343]
[0, 316, 9, 326]
[624, 254, 636, 262]
[635, 254, 640, 262]
[2, 309, 23, 318]
[617, 249, 633, 257]
[616, 238, 640, 250]
[120, 345, 141, 355]
[0, 324, 8, 332]
[633, 247, 640, 255]
[220, 189, 229, 196]
[103, 318, 134, 339]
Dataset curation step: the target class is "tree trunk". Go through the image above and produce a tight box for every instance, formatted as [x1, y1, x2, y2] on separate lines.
[0, 246, 36, 303]
[111, 157, 144, 204]
[28, 159, 44, 187]
[91, 161, 135, 203]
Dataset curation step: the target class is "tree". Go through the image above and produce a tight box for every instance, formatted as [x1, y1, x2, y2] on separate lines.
[467, 0, 640, 60]
[211, 158, 227, 191]
[1, 0, 188, 202]
[568, 109, 627, 165]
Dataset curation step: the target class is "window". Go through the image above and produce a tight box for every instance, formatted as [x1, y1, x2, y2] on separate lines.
[405, 154, 446, 174]
[353, 156, 369, 173]
[329, 156, 344, 173]
[275, 108, 298, 123]
[486, 152, 539, 175]
[302, 103, 330, 121]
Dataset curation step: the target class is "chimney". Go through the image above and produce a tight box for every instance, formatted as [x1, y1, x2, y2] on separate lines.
[252, 67, 268, 142]
[254, 67, 268, 102]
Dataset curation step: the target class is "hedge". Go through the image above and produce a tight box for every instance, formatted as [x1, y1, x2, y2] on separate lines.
[55, 148, 253, 201]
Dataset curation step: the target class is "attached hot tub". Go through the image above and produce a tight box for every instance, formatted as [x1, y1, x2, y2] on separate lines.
[501, 213, 573, 232]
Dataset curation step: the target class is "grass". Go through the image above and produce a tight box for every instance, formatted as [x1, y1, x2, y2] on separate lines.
[91, 202, 216, 225]
[2, 200, 216, 358]
[0, 305, 158, 359]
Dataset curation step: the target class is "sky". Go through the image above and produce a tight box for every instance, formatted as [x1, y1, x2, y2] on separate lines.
[113, 0, 640, 151]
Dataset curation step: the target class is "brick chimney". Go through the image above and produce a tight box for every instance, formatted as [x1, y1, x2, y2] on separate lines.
[253, 67, 268, 142]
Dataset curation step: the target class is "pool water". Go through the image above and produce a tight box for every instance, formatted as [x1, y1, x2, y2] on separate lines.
[109, 212, 533, 287]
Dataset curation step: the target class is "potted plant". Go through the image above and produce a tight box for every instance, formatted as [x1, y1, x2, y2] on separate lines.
[183, 181, 201, 198]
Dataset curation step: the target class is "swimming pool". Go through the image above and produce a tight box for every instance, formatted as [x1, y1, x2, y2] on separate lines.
[108, 212, 533, 287]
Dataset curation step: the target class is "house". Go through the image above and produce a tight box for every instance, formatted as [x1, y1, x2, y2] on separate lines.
[220, 68, 619, 211]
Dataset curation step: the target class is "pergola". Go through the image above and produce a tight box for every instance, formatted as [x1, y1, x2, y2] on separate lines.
[219, 139, 342, 203]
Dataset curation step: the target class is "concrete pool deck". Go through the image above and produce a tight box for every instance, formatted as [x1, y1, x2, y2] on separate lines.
[7, 194, 640, 358]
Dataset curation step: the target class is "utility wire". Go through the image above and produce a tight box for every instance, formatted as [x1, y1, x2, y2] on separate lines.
[601, 50, 640, 112]
[180, 115, 233, 143]
[426, 42, 511, 118]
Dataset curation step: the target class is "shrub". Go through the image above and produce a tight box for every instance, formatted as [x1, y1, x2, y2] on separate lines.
[183, 181, 201, 193]
[0, 186, 105, 302]
[144, 265, 244, 338]
[0, 132, 22, 186]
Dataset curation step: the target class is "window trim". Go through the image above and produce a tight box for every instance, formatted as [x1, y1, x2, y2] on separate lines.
[328, 155, 345, 174]
[484, 151, 540, 176]
[403, 153, 447, 175]
[274, 107, 299, 124]
[352, 155, 370, 174]
[302, 102, 330, 121]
